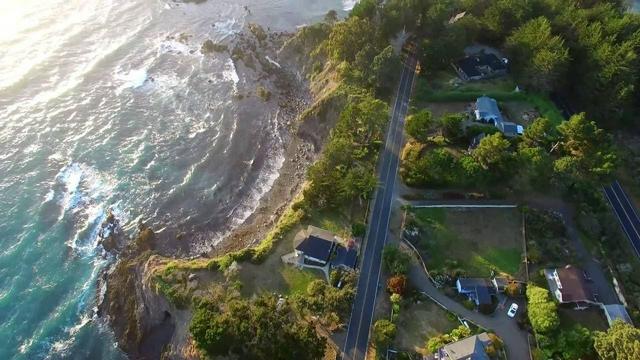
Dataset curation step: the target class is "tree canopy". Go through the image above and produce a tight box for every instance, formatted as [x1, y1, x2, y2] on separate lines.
[593, 320, 640, 360]
[405, 110, 433, 143]
[526, 284, 560, 334]
[506, 17, 570, 92]
[190, 293, 326, 360]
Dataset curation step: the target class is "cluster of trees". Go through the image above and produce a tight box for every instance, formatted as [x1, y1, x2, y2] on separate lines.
[402, 110, 617, 205]
[526, 284, 594, 359]
[593, 320, 640, 359]
[355, 0, 639, 124]
[190, 275, 356, 360]
[302, 93, 388, 209]
[402, 110, 514, 188]
[190, 292, 326, 360]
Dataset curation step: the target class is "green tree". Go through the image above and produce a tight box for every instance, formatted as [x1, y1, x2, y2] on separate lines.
[440, 113, 465, 141]
[370, 45, 402, 96]
[556, 325, 594, 360]
[324, 9, 338, 23]
[472, 133, 512, 171]
[382, 244, 412, 275]
[593, 320, 640, 360]
[426, 335, 447, 354]
[555, 113, 617, 181]
[520, 117, 554, 150]
[190, 294, 326, 359]
[373, 319, 397, 348]
[449, 325, 472, 341]
[526, 285, 560, 334]
[325, 17, 376, 62]
[506, 17, 570, 92]
[350, 0, 378, 20]
[405, 110, 433, 143]
[518, 146, 553, 189]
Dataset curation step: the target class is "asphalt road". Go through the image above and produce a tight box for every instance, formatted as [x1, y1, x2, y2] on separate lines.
[342, 57, 416, 360]
[604, 180, 640, 259]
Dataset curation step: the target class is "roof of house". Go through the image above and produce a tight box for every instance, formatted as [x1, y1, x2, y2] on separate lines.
[441, 332, 491, 360]
[456, 53, 506, 78]
[602, 304, 633, 326]
[475, 96, 504, 123]
[457, 278, 494, 305]
[332, 244, 358, 269]
[501, 122, 519, 136]
[492, 277, 510, 288]
[556, 265, 593, 303]
[294, 226, 337, 262]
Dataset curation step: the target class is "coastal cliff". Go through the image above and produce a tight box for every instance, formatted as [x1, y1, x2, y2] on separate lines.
[100, 21, 345, 358]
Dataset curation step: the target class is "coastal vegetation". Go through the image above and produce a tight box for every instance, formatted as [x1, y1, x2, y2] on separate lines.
[105, 0, 640, 358]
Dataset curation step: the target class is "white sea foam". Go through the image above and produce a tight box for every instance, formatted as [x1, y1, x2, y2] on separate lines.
[265, 56, 281, 68]
[158, 39, 191, 56]
[342, 0, 359, 11]
[115, 68, 149, 94]
[230, 110, 285, 227]
[222, 58, 239, 91]
[213, 18, 239, 38]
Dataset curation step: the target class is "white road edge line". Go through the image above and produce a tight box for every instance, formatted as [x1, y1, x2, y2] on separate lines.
[342, 62, 410, 360]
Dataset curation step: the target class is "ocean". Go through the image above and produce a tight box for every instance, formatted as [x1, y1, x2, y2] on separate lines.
[0, 0, 356, 358]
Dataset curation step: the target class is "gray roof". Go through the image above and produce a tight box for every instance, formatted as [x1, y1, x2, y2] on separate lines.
[441, 333, 491, 360]
[602, 304, 633, 326]
[475, 96, 504, 123]
[500, 122, 519, 136]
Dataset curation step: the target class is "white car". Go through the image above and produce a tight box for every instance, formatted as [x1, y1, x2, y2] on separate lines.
[507, 303, 518, 318]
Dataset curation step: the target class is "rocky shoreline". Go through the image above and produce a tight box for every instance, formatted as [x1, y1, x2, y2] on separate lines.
[97, 22, 337, 358]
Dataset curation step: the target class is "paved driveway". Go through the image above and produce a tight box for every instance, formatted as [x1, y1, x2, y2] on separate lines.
[407, 263, 531, 360]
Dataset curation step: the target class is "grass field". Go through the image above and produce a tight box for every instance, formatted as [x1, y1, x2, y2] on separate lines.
[410, 207, 524, 278]
[394, 299, 459, 353]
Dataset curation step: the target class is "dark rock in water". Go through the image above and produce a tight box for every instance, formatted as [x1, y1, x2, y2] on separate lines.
[98, 209, 125, 252]
[200, 39, 228, 54]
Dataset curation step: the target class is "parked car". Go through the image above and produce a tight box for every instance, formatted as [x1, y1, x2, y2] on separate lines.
[507, 303, 518, 318]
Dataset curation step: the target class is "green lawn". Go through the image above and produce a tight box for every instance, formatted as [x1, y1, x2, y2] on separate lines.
[410, 207, 524, 278]
[280, 267, 323, 295]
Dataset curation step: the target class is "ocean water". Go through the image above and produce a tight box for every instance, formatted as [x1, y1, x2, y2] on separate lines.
[0, 0, 357, 358]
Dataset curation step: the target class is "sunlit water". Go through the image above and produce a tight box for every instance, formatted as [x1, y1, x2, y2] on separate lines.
[0, 0, 357, 358]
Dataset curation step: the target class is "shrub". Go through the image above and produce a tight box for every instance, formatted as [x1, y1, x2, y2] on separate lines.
[387, 275, 407, 295]
[373, 319, 396, 348]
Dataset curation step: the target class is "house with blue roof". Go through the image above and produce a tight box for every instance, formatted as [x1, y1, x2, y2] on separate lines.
[474, 96, 523, 137]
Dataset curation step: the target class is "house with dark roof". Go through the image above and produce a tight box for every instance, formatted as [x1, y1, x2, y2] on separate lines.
[437, 332, 492, 360]
[544, 265, 595, 305]
[456, 278, 495, 310]
[474, 96, 523, 137]
[292, 225, 358, 269]
[453, 51, 507, 81]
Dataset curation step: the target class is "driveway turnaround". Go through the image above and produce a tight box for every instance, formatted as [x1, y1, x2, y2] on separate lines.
[604, 180, 640, 259]
[406, 262, 531, 360]
[342, 57, 416, 360]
